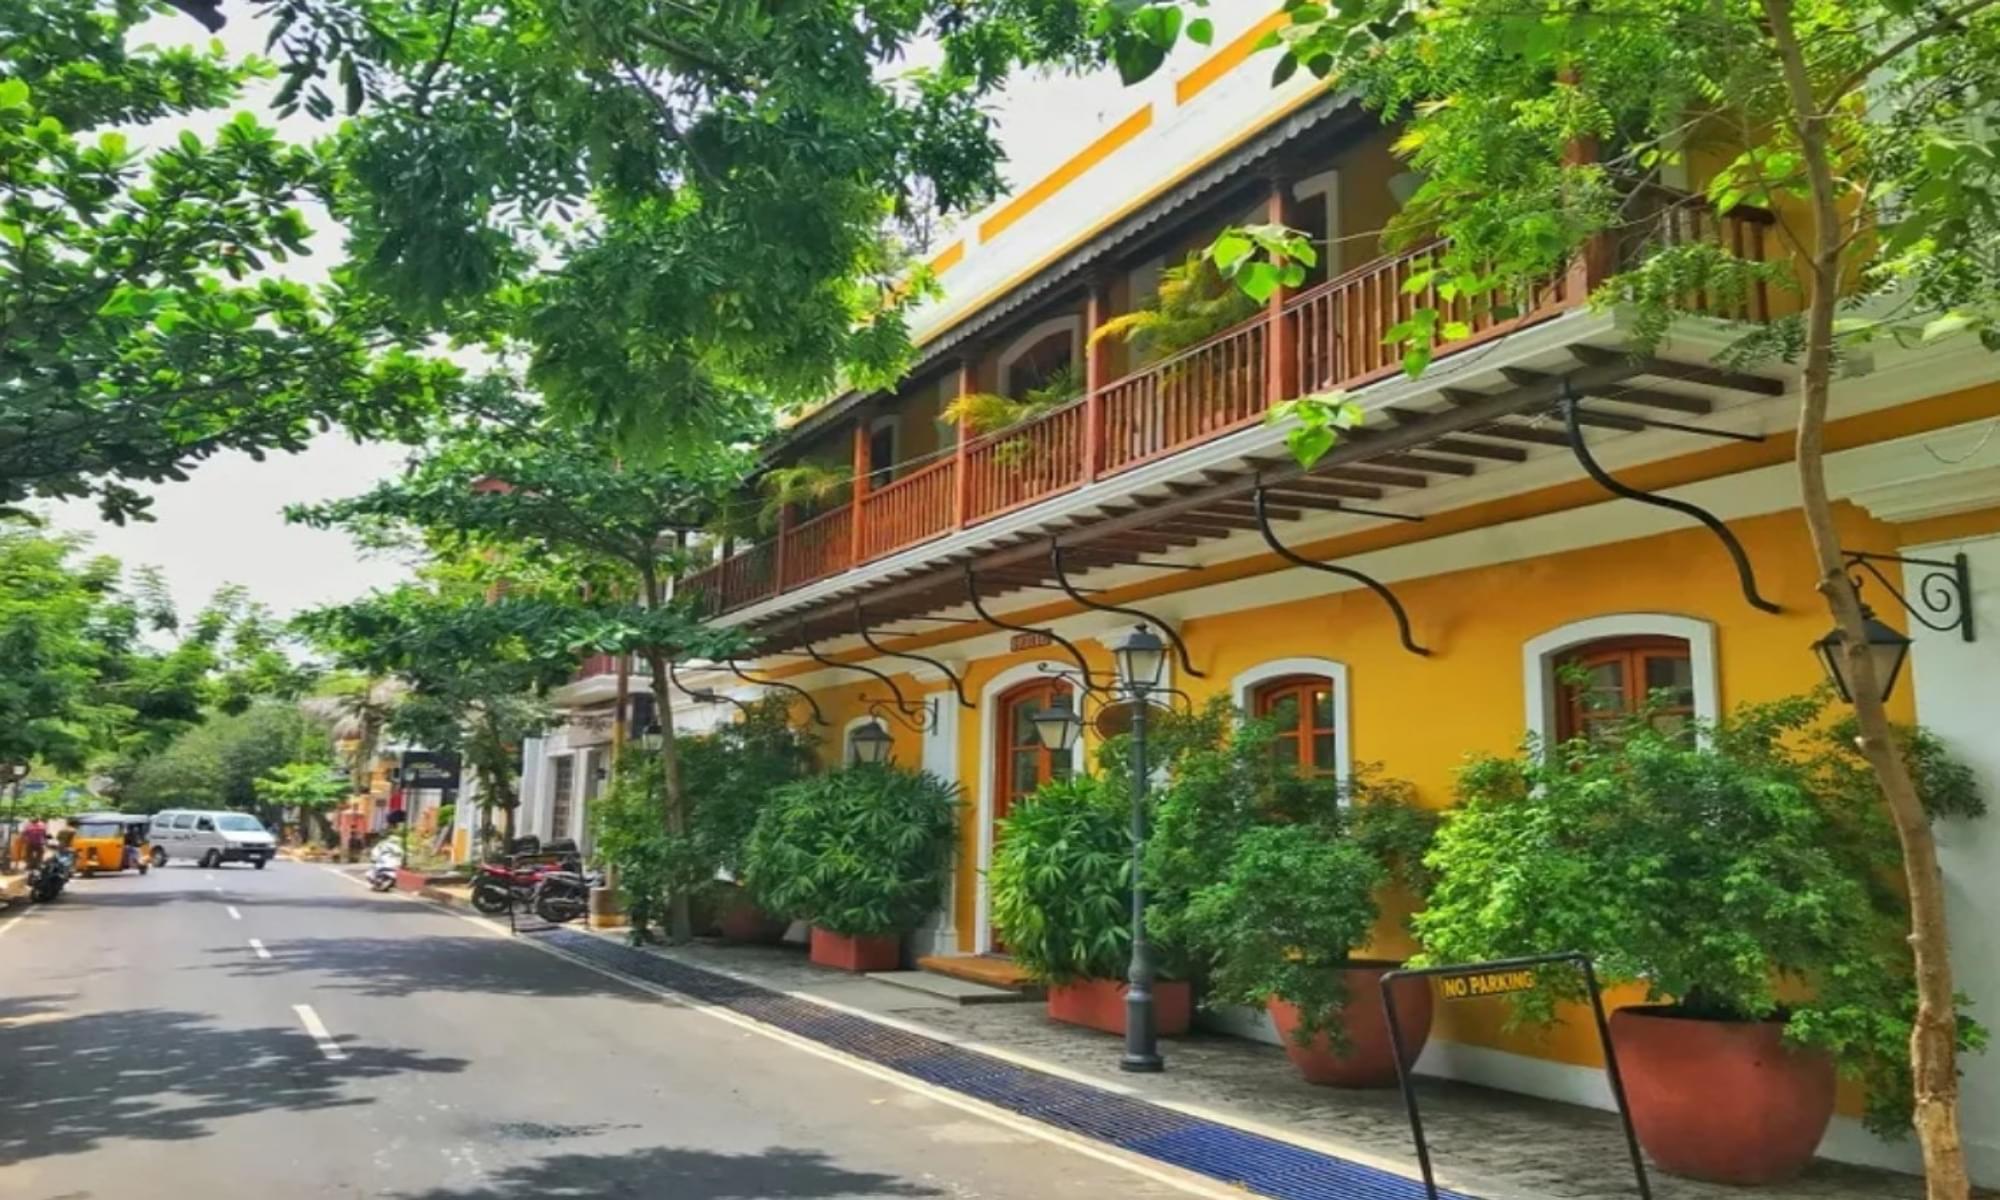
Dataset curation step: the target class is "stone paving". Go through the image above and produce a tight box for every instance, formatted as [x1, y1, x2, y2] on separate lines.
[597, 937, 1978, 1200]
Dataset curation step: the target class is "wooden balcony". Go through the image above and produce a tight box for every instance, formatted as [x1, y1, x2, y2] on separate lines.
[683, 197, 1771, 617]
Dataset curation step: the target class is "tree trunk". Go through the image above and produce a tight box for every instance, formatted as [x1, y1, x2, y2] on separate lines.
[646, 648, 693, 944]
[1761, 3, 1968, 1194]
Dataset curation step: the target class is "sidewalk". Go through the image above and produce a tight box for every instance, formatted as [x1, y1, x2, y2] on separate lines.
[541, 932, 1949, 1200]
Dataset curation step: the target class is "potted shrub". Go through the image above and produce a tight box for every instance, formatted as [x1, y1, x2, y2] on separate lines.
[683, 698, 819, 943]
[744, 762, 958, 973]
[1417, 693, 1985, 1185]
[990, 775, 1191, 1035]
[1179, 767, 1437, 1087]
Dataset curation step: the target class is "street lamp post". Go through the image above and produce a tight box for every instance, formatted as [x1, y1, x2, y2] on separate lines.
[1029, 624, 1169, 1073]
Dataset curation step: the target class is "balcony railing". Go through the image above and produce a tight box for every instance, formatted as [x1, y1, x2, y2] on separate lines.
[682, 197, 1769, 616]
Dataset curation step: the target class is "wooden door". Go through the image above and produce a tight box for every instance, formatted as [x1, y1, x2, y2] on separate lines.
[991, 679, 1073, 951]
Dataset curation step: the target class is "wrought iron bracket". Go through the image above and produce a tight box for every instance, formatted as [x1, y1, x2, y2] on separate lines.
[964, 563, 1101, 692]
[1562, 392, 1781, 614]
[723, 658, 829, 727]
[1843, 549, 1975, 642]
[1034, 662, 1195, 711]
[854, 599, 973, 709]
[667, 661, 753, 717]
[1253, 487, 1433, 657]
[1048, 542, 1205, 679]
[798, 623, 930, 723]
[861, 694, 941, 734]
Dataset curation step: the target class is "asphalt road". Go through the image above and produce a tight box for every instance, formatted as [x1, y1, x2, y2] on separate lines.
[0, 859, 1202, 1200]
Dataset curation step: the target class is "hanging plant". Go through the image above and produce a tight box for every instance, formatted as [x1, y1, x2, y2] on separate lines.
[940, 361, 1086, 437]
[757, 461, 852, 527]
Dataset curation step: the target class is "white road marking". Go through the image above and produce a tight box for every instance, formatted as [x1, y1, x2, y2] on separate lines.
[226, 905, 241, 920]
[293, 1003, 347, 1061]
[0, 907, 33, 941]
[249, 938, 271, 960]
[204, 872, 216, 881]
[423, 906, 1242, 1200]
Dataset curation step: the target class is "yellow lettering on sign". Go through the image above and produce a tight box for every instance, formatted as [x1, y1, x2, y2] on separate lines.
[1439, 969, 1538, 1000]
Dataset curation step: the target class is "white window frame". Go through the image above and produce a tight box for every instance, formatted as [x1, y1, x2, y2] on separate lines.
[973, 659, 1087, 953]
[1230, 657, 1354, 785]
[1522, 614, 1720, 744]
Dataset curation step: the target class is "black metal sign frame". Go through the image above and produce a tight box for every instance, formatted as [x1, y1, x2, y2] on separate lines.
[1381, 952, 1652, 1200]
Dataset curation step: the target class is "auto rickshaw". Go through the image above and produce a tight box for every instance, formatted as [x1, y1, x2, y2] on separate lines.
[69, 813, 153, 876]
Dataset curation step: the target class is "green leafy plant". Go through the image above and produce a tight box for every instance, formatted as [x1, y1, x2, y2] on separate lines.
[1417, 694, 1986, 1136]
[682, 696, 822, 879]
[758, 462, 854, 525]
[1138, 697, 1434, 1040]
[1090, 253, 1263, 365]
[591, 748, 708, 945]
[744, 763, 959, 937]
[989, 774, 1143, 985]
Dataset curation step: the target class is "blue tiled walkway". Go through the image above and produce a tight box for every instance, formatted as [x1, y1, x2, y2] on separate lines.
[541, 928, 1472, 1200]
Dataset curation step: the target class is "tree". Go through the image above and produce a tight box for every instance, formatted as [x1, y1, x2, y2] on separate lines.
[0, 526, 125, 776]
[118, 700, 329, 819]
[1125, 2, 2000, 1191]
[129, 0, 1183, 455]
[293, 398, 752, 939]
[0, 0, 459, 523]
[254, 761, 349, 843]
[295, 584, 578, 853]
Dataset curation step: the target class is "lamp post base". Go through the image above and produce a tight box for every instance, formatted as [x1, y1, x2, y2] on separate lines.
[1120, 1052, 1165, 1074]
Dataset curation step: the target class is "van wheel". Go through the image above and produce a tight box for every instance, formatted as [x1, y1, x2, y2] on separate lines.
[139, 862, 150, 875]
[200, 850, 222, 869]
[253, 857, 267, 870]
[150, 847, 167, 868]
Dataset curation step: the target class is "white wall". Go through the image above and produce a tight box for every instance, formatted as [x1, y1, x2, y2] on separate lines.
[1907, 533, 2000, 1186]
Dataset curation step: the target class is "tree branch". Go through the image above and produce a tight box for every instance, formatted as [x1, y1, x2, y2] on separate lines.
[1830, 0, 2000, 104]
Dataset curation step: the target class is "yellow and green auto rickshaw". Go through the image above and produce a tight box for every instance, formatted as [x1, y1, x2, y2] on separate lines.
[69, 813, 153, 876]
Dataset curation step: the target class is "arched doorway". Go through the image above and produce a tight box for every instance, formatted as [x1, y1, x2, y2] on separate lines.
[990, 677, 1073, 950]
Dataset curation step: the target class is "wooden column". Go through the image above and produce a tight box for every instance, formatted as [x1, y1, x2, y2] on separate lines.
[773, 503, 795, 590]
[1083, 280, 1110, 482]
[1265, 174, 1299, 406]
[849, 411, 871, 566]
[952, 358, 975, 528]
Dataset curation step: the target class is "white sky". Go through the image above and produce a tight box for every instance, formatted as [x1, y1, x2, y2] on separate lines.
[40, 14, 1132, 619]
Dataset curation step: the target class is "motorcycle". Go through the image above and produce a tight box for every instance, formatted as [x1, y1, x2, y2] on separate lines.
[365, 839, 404, 893]
[28, 849, 75, 903]
[470, 839, 582, 915]
[529, 865, 604, 924]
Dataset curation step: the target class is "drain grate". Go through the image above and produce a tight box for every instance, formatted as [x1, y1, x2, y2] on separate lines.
[542, 929, 1473, 1200]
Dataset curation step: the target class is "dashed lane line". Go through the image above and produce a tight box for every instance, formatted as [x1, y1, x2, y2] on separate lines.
[292, 1003, 346, 1061]
[248, 938, 271, 960]
[226, 905, 242, 920]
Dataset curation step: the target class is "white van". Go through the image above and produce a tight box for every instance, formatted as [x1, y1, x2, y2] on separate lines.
[150, 810, 277, 869]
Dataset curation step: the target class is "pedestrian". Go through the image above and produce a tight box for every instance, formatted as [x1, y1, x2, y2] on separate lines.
[20, 816, 47, 871]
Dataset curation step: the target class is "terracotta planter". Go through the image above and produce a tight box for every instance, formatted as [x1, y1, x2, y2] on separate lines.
[1268, 963, 1435, 1088]
[393, 867, 429, 893]
[1047, 978, 1192, 1037]
[714, 890, 788, 944]
[809, 927, 901, 973]
[1610, 1006, 1835, 1185]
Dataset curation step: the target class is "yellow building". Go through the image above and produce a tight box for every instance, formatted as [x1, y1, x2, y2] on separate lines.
[656, 9, 1998, 1183]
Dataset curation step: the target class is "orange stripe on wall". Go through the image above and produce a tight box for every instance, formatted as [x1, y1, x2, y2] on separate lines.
[1176, 12, 1289, 105]
[979, 105, 1155, 244]
[927, 241, 964, 278]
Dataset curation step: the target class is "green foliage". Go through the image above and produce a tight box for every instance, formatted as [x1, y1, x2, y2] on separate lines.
[1, 526, 309, 777]
[988, 774, 1139, 985]
[759, 463, 854, 525]
[244, 0, 1133, 449]
[1090, 253, 1262, 364]
[0, 0, 455, 523]
[591, 748, 711, 944]
[744, 764, 959, 937]
[1138, 697, 1434, 1039]
[942, 362, 1086, 436]
[681, 697, 822, 878]
[118, 701, 329, 822]
[253, 762, 349, 814]
[1184, 823, 1383, 1046]
[1418, 694, 1985, 1136]
[1814, 712, 1987, 824]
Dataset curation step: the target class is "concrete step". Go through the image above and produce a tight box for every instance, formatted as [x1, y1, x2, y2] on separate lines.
[866, 970, 1038, 1006]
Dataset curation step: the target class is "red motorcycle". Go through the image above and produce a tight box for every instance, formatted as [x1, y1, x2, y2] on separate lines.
[469, 839, 580, 915]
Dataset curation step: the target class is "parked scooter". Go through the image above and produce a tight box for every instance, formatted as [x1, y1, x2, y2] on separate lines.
[529, 864, 604, 924]
[28, 848, 75, 903]
[470, 838, 581, 915]
[365, 839, 403, 893]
